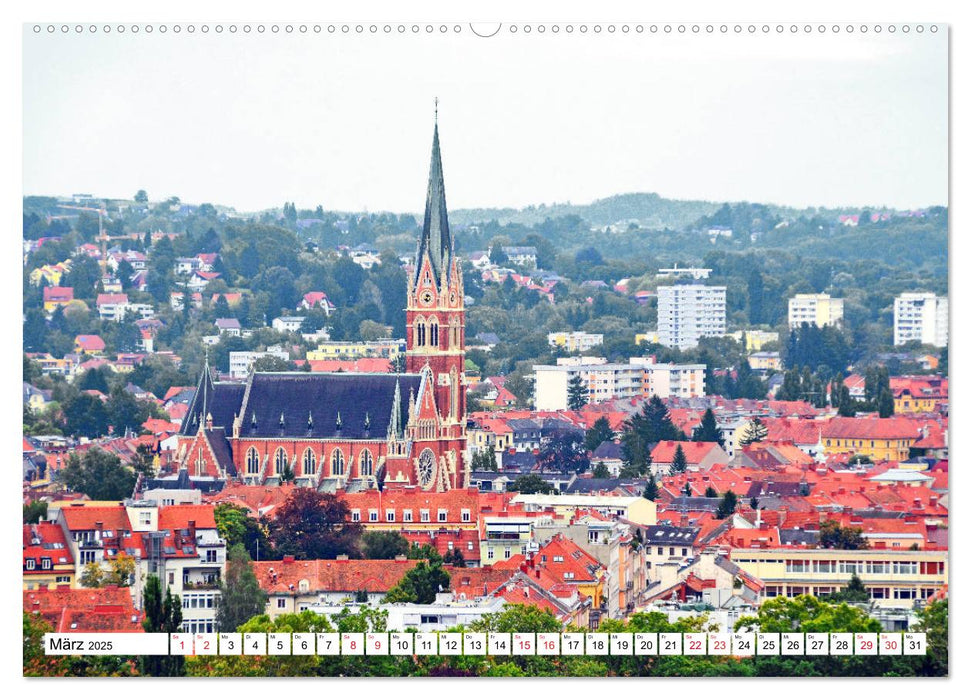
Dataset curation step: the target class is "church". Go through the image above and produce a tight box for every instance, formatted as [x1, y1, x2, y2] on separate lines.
[176, 118, 468, 493]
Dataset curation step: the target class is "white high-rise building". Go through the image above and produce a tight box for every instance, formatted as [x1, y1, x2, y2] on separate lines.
[894, 293, 948, 347]
[657, 284, 726, 350]
[787, 293, 844, 329]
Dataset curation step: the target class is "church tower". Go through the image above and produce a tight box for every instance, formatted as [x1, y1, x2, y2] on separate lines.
[406, 112, 466, 441]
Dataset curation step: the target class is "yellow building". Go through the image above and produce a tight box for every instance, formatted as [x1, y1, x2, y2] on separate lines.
[730, 548, 947, 608]
[23, 523, 76, 591]
[730, 330, 780, 352]
[30, 261, 71, 287]
[306, 339, 404, 362]
[480, 517, 535, 565]
[748, 351, 781, 372]
[635, 332, 660, 346]
[788, 293, 844, 329]
[821, 418, 920, 462]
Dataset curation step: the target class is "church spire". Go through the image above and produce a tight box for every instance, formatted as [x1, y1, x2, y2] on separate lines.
[414, 104, 453, 287]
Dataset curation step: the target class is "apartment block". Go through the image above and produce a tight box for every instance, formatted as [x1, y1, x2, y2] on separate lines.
[894, 293, 948, 347]
[730, 548, 947, 608]
[657, 284, 727, 350]
[548, 331, 604, 353]
[788, 293, 844, 329]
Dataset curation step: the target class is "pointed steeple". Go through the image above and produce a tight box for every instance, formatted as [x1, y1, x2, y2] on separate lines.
[414, 104, 453, 287]
[388, 378, 403, 440]
[182, 354, 215, 436]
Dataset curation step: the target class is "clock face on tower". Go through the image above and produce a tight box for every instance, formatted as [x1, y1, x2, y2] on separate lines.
[417, 448, 436, 489]
[420, 290, 434, 306]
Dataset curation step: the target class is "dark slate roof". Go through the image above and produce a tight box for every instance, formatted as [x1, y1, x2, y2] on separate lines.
[237, 372, 422, 440]
[180, 382, 245, 436]
[206, 428, 235, 476]
[591, 441, 623, 460]
[474, 332, 501, 345]
[564, 478, 643, 494]
[144, 468, 226, 494]
[668, 496, 722, 512]
[502, 451, 538, 469]
[640, 525, 701, 546]
[779, 529, 819, 546]
[414, 121, 453, 287]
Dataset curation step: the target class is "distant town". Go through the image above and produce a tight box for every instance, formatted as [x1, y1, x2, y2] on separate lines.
[23, 122, 947, 677]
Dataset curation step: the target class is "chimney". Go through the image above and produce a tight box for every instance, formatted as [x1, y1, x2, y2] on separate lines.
[929, 496, 938, 506]
[282, 555, 295, 564]
[394, 554, 408, 562]
[95, 521, 104, 532]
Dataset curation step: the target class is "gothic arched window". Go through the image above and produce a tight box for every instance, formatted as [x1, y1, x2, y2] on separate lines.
[415, 315, 426, 347]
[274, 448, 288, 476]
[246, 447, 260, 475]
[302, 448, 317, 476]
[331, 448, 345, 476]
[429, 316, 440, 347]
[360, 449, 373, 477]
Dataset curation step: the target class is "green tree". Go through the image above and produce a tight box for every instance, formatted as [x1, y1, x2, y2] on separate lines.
[509, 474, 555, 494]
[267, 489, 363, 560]
[592, 462, 610, 479]
[384, 560, 450, 604]
[361, 531, 410, 559]
[691, 408, 725, 448]
[584, 415, 615, 452]
[670, 444, 688, 474]
[877, 387, 895, 418]
[642, 474, 659, 500]
[819, 520, 869, 550]
[214, 503, 271, 560]
[57, 448, 136, 501]
[567, 373, 589, 411]
[705, 486, 718, 498]
[738, 417, 769, 446]
[139, 574, 184, 676]
[23, 500, 48, 523]
[715, 490, 738, 519]
[134, 189, 148, 204]
[217, 544, 268, 632]
[824, 573, 869, 603]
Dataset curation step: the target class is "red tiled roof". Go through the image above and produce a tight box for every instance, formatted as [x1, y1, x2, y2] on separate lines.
[651, 441, 724, 464]
[23, 587, 142, 633]
[60, 505, 131, 531]
[96, 293, 128, 306]
[252, 558, 419, 594]
[43, 286, 74, 302]
[822, 417, 923, 440]
[74, 334, 106, 352]
[157, 504, 217, 530]
[23, 523, 73, 568]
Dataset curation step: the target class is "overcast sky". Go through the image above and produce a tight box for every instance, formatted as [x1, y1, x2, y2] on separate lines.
[23, 26, 947, 213]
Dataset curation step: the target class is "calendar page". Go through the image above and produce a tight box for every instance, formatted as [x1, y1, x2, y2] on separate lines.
[18, 0, 951, 684]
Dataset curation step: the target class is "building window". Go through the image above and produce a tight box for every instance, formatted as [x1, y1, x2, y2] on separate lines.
[386, 510, 395, 522]
[331, 448, 345, 476]
[429, 318, 439, 347]
[302, 448, 317, 476]
[277, 598, 286, 609]
[139, 511, 152, 526]
[274, 448, 288, 476]
[369, 510, 378, 522]
[438, 509, 448, 522]
[246, 447, 260, 475]
[351, 509, 361, 522]
[403, 510, 413, 523]
[467, 542, 474, 551]
[415, 316, 426, 347]
[25, 560, 35, 570]
[461, 509, 471, 523]
[504, 548, 511, 558]
[420, 509, 430, 523]
[487, 549, 494, 560]
[360, 450, 373, 477]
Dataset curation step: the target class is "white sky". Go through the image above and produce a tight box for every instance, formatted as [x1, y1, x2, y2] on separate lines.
[23, 26, 946, 213]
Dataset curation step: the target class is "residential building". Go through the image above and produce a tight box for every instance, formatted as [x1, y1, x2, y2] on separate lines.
[480, 517, 535, 565]
[729, 330, 779, 352]
[23, 523, 75, 590]
[43, 286, 74, 313]
[821, 417, 923, 461]
[730, 547, 947, 608]
[509, 494, 656, 526]
[657, 284, 727, 350]
[228, 349, 291, 379]
[748, 351, 781, 372]
[96, 293, 129, 321]
[632, 358, 706, 398]
[650, 441, 731, 474]
[253, 556, 420, 616]
[548, 331, 604, 353]
[657, 265, 711, 280]
[533, 358, 641, 410]
[305, 339, 405, 362]
[215, 318, 242, 337]
[787, 293, 844, 329]
[23, 586, 143, 633]
[501, 246, 538, 269]
[271, 316, 307, 333]
[894, 293, 948, 347]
